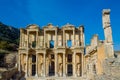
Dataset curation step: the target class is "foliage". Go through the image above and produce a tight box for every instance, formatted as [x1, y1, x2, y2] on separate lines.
[0, 22, 20, 51]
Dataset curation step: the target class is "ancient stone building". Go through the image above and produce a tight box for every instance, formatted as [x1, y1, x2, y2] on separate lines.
[18, 9, 115, 80]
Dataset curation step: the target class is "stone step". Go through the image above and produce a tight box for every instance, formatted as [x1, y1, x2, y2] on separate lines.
[26, 77, 84, 80]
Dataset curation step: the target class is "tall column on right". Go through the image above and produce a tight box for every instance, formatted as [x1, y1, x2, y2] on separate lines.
[102, 9, 114, 58]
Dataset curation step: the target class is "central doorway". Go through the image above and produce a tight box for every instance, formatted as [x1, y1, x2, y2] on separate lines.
[67, 64, 73, 76]
[32, 64, 36, 76]
[49, 61, 55, 76]
[67, 54, 73, 76]
[32, 55, 36, 76]
[49, 54, 55, 76]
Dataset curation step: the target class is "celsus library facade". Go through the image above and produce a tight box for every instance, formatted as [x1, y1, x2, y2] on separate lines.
[18, 9, 114, 80]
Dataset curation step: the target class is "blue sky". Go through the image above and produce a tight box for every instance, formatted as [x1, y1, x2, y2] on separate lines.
[0, 0, 119, 50]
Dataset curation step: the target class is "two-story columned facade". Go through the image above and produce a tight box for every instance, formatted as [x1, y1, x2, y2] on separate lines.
[18, 23, 85, 78]
[18, 9, 115, 80]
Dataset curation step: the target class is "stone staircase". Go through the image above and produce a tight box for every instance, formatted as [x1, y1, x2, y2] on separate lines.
[26, 76, 84, 80]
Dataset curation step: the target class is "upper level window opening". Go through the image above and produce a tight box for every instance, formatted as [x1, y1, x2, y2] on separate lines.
[67, 40, 72, 48]
[32, 55, 36, 63]
[51, 54, 54, 59]
[67, 54, 72, 62]
[32, 41, 36, 48]
[50, 40, 54, 48]
[93, 64, 96, 74]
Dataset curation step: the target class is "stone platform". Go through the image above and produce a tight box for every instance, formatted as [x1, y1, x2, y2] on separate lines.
[26, 76, 85, 80]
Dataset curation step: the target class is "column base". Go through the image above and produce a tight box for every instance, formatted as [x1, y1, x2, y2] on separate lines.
[35, 74, 38, 77]
[55, 73, 58, 77]
[74, 74, 77, 77]
[63, 73, 66, 77]
[25, 74, 28, 78]
[43, 74, 46, 77]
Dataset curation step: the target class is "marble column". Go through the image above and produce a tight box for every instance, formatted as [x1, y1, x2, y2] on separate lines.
[55, 29, 58, 48]
[27, 31, 29, 48]
[82, 53, 84, 77]
[25, 54, 28, 77]
[63, 30, 65, 47]
[20, 29, 22, 48]
[43, 53, 46, 77]
[44, 30, 46, 48]
[36, 31, 38, 48]
[36, 54, 38, 77]
[55, 53, 58, 76]
[63, 53, 66, 76]
[73, 52, 76, 77]
[18, 52, 21, 72]
[73, 28, 75, 47]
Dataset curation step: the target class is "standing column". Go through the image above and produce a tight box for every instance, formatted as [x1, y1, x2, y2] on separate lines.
[20, 29, 22, 48]
[73, 52, 76, 77]
[25, 54, 28, 77]
[55, 53, 58, 76]
[36, 54, 38, 76]
[63, 53, 66, 76]
[18, 52, 21, 71]
[44, 30, 46, 48]
[63, 30, 65, 47]
[27, 31, 29, 48]
[73, 28, 75, 47]
[82, 53, 84, 77]
[55, 29, 58, 48]
[43, 53, 46, 77]
[36, 31, 38, 48]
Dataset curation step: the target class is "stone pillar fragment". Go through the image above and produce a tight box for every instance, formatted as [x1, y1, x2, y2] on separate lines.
[102, 9, 114, 58]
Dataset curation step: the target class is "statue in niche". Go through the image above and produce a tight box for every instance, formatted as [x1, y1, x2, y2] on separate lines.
[40, 63, 44, 76]
[58, 63, 63, 76]
[46, 57, 49, 76]
[77, 64, 81, 76]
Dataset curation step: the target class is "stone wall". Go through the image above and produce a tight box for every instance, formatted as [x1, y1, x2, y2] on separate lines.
[95, 57, 120, 80]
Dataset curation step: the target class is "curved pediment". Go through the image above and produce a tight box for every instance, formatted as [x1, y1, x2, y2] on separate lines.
[43, 23, 58, 30]
[43, 23, 55, 28]
[26, 24, 39, 29]
[62, 23, 75, 29]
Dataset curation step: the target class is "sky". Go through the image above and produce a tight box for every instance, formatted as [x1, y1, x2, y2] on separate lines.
[0, 0, 119, 50]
